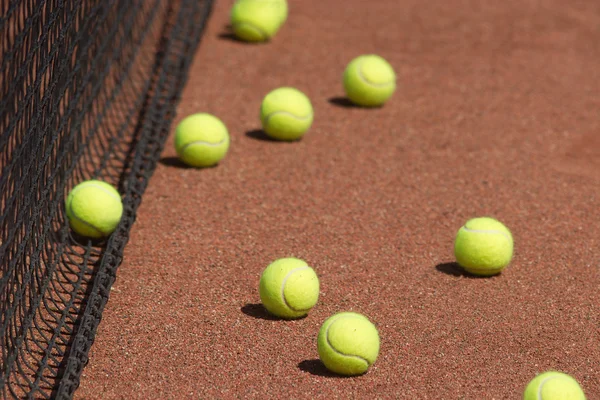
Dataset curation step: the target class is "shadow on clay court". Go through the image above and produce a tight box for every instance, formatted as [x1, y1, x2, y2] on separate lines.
[327, 97, 360, 108]
[217, 32, 244, 42]
[328, 96, 386, 109]
[158, 156, 220, 170]
[244, 129, 300, 143]
[241, 303, 286, 321]
[217, 25, 268, 45]
[435, 262, 465, 277]
[216, 24, 237, 41]
[435, 262, 499, 279]
[245, 129, 276, 142]
[297, 359, 352, 378]
[158, 156, 192, 169]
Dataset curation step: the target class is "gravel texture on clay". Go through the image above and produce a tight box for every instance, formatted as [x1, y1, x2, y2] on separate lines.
[77, 0, 600, 398]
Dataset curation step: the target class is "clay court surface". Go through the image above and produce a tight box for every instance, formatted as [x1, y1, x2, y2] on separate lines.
[76, 0, 599, 398]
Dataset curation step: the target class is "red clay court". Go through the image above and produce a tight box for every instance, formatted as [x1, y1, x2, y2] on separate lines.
[3, 0, 597, 399]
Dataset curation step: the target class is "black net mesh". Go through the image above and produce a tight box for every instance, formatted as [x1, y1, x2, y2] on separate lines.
[0, 0, 214, 398]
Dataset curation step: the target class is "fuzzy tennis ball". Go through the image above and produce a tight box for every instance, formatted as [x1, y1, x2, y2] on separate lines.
[454, 217, 514, 276]
[259, 257, 319, 319]
[66, 180, 123, 239]
[523, 371, 586, 400]
[260, 87, 314, 141]
[343, 54, 396, 107]
[174, 113, 230, 168]
[317, 312, 380, 376]
[230, 0, 288, 42]
[278, 0, 288, 23]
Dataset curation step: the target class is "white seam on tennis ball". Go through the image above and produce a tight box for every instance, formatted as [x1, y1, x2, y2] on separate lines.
[462, 226, 511, 242]
[68, 205, 105, 236]
[232, 21, 269, 40]
[262, 111, 313, 126]
[68, 183, 120, 236]
[356, 59, 394, 88]
[280, 265, 312, 312]
[537, 376, 566, 400]
[325, 315, 370, 367]
[180, 139, 227, 153]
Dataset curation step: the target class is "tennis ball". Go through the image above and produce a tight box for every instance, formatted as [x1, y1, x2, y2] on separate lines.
[343, 54, 396, 107]
[317, 312, 380, 376]
[259, 257, 319, 319]
[230, 0, 288, 42]
[66, 180, 123, 239]
[260, 87, 314, 141]
[454, 217, 514, 276]
[278, 0, 289, 23]
[174, 113, 230, 168]
[523, 371, 586, 400]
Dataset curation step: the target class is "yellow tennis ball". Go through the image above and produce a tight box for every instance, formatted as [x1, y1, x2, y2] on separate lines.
[317, 312, 380, 376]
[174, 113, 230, 168]
[258, 257, 320, 319]
[278, 0, 288, 23]
[230, 0, 288, 42]
[454, 217, 514, 276]
[343, 54, 396, 107]
[260, 87, 314, 141]
[523, 371, 586, 400]
[66, 180, 123, 239]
